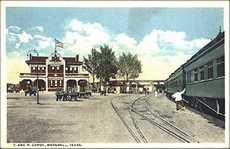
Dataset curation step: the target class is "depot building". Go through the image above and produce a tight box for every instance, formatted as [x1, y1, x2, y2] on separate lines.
[19, 51, 90, 92]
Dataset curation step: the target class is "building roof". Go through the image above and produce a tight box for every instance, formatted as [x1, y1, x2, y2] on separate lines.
[63, 57, 83, 65]
[26, 56, 48, 64]
[26, 55, 82, 65]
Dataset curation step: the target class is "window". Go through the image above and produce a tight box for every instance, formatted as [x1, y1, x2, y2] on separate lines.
[70, 67, 72, 71]
[217, 56, 224, 77]
[38, 67, 40, 70]
[52, 66, 54, 70]
[187, 71, 192, 83]
[57, 66, 59, 70]
[55, 80, 57, 86]
[74, 67, 76, 71]
[199, 66, 205, 80]
[194, 68, 198, 81]
[66, 67, 68, 70]
[32, 67, 35, 70]
[42, 67, 45, 70]
[207, 61, 213, 79]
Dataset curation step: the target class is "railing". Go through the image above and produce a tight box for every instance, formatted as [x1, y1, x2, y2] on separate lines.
[65, 73, 89, 76]
[19, 73, 46, 78]
[20, 73, 46, 76]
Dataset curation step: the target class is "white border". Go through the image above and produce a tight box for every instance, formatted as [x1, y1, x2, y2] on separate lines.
[1, 0, 229, 7]
[224, 3, 230, 148]
[1, 1, 229, 148]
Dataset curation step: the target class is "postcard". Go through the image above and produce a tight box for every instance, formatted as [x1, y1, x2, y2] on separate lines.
[1, 0, 229, 148]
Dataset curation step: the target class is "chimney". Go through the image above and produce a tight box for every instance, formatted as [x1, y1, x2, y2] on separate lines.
[76, 55, 79, 62]
[29, 54, 32, 60]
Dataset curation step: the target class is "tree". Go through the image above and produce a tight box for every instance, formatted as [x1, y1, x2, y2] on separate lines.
[96, 44, 118, 88]
[83, 48, 100, 89]
[118, 52, 142, 92]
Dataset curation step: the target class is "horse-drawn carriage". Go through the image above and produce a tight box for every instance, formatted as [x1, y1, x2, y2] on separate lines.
[24, 87, 37, 96]
[55, 86, 92, 101]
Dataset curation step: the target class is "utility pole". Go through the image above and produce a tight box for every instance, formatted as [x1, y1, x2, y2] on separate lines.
[35, 49, 39, 104]
[37, 62, 39, 104]
[27, 48, 40, 104]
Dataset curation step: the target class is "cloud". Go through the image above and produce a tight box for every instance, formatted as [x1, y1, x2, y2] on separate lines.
[18, 31, 33, 43]
[35, 26, 44, 32]
[62, 19, 210, 80]
[6, 26, 33, 49]
[6, 25, 54, 55]
[34, 34, 54, 49]
[7, 25, 21, 33]
[112, 33, 138, 55]
[111, 29, 210, 80]
[6, 21, 211, 82]
[115, 33, 137, 47]
[63, 19, 111, 56]
[137, 31, 161, 56]
[138, 53, 191, 80]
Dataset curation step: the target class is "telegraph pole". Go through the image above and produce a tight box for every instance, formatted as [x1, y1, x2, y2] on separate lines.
[35, 49, 39, 104]
[28, 49, 39, 104]
[37, 62, 39, 104]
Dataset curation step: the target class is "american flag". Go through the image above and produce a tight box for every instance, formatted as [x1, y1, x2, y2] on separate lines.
[55, 39, 64, 49]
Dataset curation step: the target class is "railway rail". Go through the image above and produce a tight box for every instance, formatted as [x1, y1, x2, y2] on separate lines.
[111, 96, 142, 143]
[111, 95, 149, 143]
[111, 94, 199, 143]
[131, 95, 199, 143]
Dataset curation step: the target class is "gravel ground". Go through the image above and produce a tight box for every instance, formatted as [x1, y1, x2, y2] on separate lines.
[7, 93, 225, 143]
[112, 93, 225, 143]
[7, 93, 134, 143]
[146, 94, 225, 143]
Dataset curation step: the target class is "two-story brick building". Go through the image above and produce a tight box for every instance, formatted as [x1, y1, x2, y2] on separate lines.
[19, 51, 90, 92]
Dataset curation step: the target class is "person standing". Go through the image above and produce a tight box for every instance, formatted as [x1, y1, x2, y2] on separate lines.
[172, 88, 186, 110]
[154, 89, 158, 97]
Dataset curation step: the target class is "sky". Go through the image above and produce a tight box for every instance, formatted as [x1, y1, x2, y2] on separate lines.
[6, 7, 224, 83]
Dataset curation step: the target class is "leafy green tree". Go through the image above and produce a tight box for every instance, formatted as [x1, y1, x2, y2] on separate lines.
[118, 52, 142, 92]
[83, 48, 100, 89]
[96, 45, 118, 87]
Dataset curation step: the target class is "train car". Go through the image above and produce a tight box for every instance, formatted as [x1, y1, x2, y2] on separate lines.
[165, 31, 225, 119]
[165, 66, 185, 98]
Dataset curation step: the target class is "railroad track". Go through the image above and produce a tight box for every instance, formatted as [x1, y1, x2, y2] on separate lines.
[111, 94, 198, 143]
[128, 104, 148, 143]
[130, 95, 199, 143]
[111, 95, 148, 143]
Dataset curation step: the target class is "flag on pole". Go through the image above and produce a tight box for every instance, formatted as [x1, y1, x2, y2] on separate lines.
[55, 39, 64, 49]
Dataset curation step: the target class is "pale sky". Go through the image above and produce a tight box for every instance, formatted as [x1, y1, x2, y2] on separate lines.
[6, 7, 223, 83]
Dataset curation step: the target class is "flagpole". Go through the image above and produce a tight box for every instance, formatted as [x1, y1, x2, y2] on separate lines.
[54, 38, 57, 53]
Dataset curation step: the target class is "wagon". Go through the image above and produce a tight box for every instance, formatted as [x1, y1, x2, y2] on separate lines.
[78, 91, 92, 98]
[24, 88, 37, 96]
[56, 90, 78, 101]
